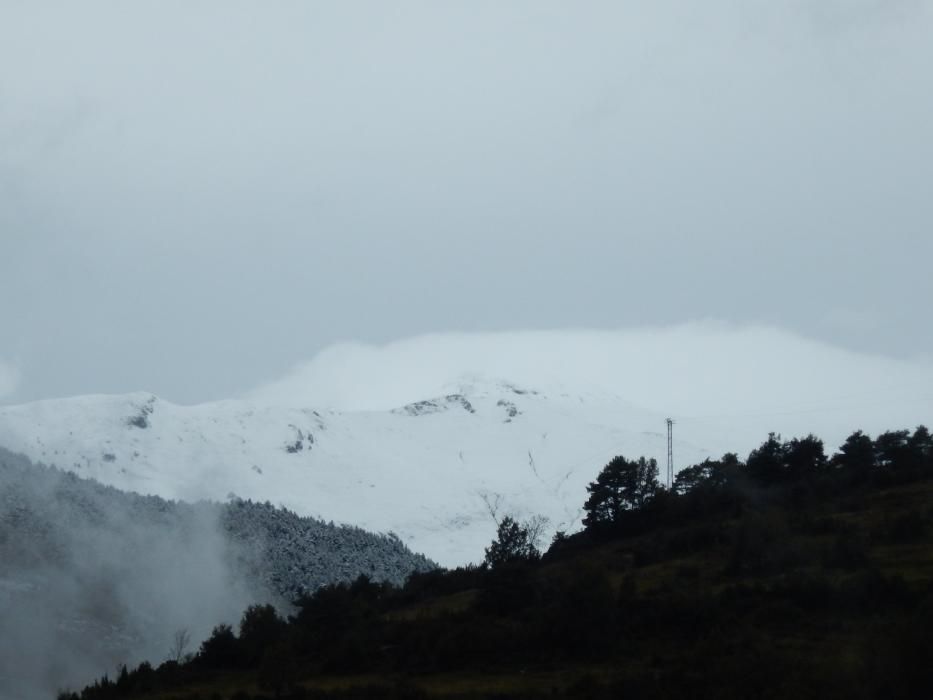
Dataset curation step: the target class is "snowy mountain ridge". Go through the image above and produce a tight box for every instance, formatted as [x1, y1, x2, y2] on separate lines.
[0, 378, 714, 566]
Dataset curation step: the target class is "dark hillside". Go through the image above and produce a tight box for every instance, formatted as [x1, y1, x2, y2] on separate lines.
[63, 426, 933, 699]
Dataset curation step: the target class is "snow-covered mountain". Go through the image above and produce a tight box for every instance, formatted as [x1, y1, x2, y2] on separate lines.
[0, 379, 718, 566]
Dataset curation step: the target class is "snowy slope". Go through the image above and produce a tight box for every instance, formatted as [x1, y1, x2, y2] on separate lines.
[5, 327, 932, 566]
[0, 380, 718, 566]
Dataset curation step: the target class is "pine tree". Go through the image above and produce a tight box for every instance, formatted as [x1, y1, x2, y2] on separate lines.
[583, 455, 659, 527]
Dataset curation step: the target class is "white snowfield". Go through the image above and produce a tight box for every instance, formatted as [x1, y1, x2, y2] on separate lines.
[0, 380, 717, 567]
[4, 324, 932, 567]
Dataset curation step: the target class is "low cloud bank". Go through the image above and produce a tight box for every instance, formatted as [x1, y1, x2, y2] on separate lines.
[249, 323, 933, 455]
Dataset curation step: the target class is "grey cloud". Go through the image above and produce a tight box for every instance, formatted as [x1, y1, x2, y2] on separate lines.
[1, 1, 931, 403]
[0, 359, 18, 400]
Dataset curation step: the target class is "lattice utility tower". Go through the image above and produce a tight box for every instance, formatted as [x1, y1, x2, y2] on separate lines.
[666, 418, 674, 489]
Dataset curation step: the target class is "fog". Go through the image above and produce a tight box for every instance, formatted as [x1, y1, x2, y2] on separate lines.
[2, 0, 932, 405]
[0, 448, 267, 699]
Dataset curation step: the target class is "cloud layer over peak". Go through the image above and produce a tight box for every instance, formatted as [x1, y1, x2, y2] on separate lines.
[248, 324, 933, 448]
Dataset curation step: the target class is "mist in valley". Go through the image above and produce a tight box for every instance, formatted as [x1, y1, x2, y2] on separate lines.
[0, 447, 265, 698]
[0, 447, 433, 698]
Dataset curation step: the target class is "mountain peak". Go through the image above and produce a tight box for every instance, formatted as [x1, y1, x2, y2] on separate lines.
[0, 385, 700, 566]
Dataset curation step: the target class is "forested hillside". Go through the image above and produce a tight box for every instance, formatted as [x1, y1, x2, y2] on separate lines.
[0, 448, 433, 699]
[63, 426, 933, 699]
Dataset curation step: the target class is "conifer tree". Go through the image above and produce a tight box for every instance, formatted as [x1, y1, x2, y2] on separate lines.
[583, 455, 659, 527]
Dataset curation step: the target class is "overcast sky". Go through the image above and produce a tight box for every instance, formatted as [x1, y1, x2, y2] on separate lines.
[2, 1, 932, 405]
